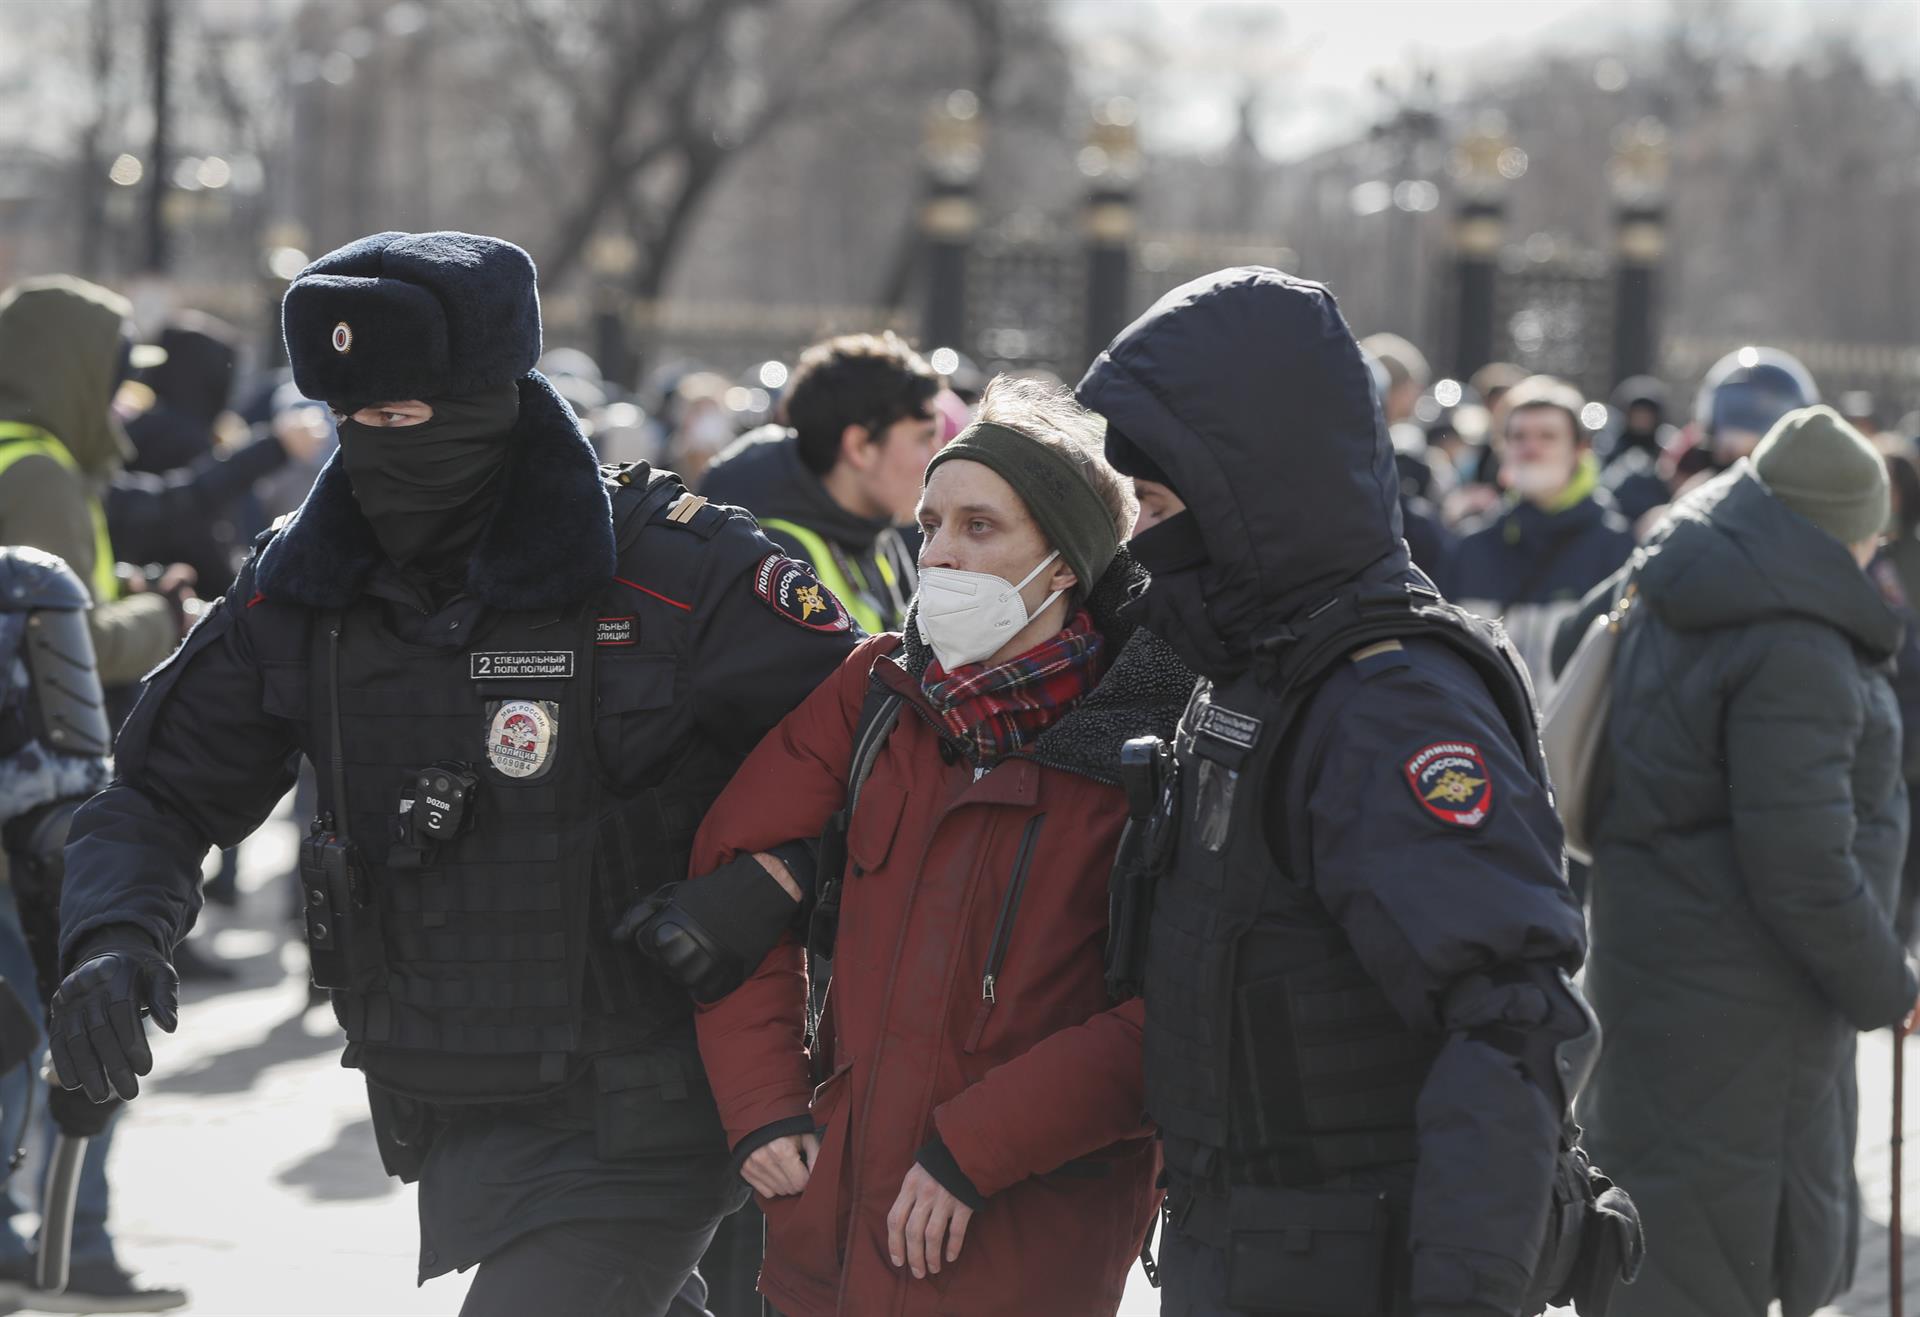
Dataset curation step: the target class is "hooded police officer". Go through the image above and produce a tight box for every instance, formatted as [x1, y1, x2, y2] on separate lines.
[1077, 269, 1637, 1317]
[46, 231, 860, 1315]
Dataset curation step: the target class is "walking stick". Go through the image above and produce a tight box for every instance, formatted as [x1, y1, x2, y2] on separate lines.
[1896, 1027, 1906, 1317]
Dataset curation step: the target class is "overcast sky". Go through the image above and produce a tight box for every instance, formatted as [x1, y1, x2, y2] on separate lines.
[1056, 0, 1920, 158]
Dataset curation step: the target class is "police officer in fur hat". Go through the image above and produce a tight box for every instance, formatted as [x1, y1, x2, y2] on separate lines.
[46, 231, 861, 1314]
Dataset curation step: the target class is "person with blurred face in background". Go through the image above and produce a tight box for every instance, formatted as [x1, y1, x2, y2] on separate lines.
[1358, 332, 1429, 426]
[1442, 375, 1636, 699]
[1598, 375, 1677, 526]
[702, 332, 940, 636]
[1666, 345, 1819, 491]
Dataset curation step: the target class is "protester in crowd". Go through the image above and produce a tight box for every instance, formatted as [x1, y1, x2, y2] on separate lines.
[1841, 389, 1880, 438]
[1562, 405, 1920, 1317]
[251, 380, 336, 526]
[0, 275, 186, 1312]
[1440, 361, 1527, 526]
[1359, 331, 1429, 425]
[1597, 374, 1677, 525]
[1443, 374, 1636, 697]
[702, 332, 939, 635]
[1871, 440, 1920, 942]
[666, 371, 739, 486]
[659, 377, 1185, 1316]
[0, 278, 185, 689]
[1357, 344, 1455, 580]
[115, 315, 331, 601]
[1665, 345, 1819, 489]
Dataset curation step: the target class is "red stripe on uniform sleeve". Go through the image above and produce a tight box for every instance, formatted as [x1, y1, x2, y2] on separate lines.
[614, 576, 694, 612]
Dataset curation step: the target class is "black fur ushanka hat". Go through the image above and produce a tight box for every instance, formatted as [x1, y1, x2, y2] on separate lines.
[281, 230, 542, 407]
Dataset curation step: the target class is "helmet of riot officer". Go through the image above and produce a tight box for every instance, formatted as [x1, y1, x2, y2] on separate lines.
[1694, 346, 1818, 467]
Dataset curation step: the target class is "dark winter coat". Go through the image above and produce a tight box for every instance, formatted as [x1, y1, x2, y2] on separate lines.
[1076, 267, 1587, 1314]
[691, 555, 1191, 1317]
[700, 426, 914, 633]
[109, 423, 291, 595]
[1443, 472, 1636, 696]
[0, 279, 176, 684]
[1577, 462, 1916, 1317]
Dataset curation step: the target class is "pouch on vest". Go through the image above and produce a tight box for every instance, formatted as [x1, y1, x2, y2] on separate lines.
[1526, 1143, 1643, 1317]
[1223, 1185, 1392, 1315]
[365, 1081, 439, 1184]
[592, 1045, 728, 1160]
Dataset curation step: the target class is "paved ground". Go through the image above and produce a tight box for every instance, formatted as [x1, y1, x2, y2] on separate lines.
[3, 797, 1912, 1315]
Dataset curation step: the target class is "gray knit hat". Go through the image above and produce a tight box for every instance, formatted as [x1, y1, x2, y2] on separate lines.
[925, 421, 1121, 590]
[1751, 405, 1889, 546]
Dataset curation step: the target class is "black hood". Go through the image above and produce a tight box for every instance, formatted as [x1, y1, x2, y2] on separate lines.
[699, 425, 892, 549]
[141, 321, 237, 426]
[1077, 267, 1405, 667]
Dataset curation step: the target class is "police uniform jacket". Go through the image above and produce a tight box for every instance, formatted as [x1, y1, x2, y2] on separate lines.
[1078, 267, 1591, 1316]
[58, 373, 862, 1277]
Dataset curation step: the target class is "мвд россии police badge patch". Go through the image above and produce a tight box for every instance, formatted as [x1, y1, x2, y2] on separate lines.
[1403, 740, 1493, 828]
[486, 699, 560, 781]
[752, 554, 853, 633]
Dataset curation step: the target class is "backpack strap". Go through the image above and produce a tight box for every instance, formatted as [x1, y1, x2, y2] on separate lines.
[1253, 581, 1552, 881]
[804, 671, 905, 1067]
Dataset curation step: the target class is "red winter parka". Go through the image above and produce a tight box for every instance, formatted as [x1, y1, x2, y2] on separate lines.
[692, 566, 1191, 1317]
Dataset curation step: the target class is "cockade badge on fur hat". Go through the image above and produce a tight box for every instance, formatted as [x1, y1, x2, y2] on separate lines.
[282, 230, 542, 406]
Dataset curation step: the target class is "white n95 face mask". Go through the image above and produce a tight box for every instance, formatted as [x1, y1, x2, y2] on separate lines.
[916, 551, 1063, 671]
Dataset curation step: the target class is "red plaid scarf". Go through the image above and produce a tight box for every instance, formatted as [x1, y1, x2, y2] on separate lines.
[921, 609, 1106, 768]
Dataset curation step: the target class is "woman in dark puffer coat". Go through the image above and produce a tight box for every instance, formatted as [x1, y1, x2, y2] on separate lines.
[1560, 406, 1920, 1317]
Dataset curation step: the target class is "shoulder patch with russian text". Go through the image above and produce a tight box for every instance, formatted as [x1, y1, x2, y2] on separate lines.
[752, 554, 853, 634]
[1403, 740, 1493, 829]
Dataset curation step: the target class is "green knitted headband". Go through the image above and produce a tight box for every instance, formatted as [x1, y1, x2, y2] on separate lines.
[925, 421, 1119, 591]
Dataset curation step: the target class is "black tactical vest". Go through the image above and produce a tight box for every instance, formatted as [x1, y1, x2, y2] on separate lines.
[291, 475, 735, 1104]
[1144, 582, 1546, 1190]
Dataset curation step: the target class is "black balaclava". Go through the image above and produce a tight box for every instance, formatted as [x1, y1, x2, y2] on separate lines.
[1126, 508, 1243, 678]
[336, 384, 520, 580]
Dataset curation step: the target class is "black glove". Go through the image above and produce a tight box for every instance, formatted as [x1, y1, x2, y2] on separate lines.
[46, 1080, 122, 1138]
[615, 854, 804, 1003]
[48, 926, 178, 1104]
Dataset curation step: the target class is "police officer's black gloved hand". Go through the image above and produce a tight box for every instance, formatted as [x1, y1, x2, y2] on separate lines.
[616, 852, 806, 1004]
[48, 926, 179, 1104]
[45, 1078, 122, 1138]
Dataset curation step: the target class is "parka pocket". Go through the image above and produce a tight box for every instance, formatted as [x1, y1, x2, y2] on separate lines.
[847, 778, 907, 875]
[962, 813, 1047, 1054]
[764, 1057, 858, 1271]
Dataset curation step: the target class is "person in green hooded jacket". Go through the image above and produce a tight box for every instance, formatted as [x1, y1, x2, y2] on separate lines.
[1555, 405, 1920, 1317]
[0, 277, 181, 688]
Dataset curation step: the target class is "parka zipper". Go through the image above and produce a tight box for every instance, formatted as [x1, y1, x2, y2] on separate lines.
[981, 813, 1046, 1003]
